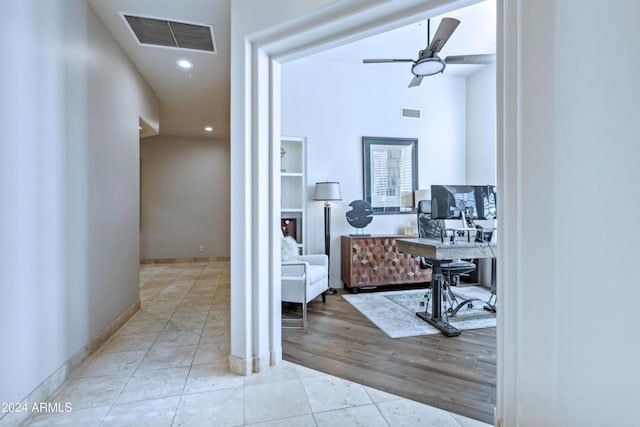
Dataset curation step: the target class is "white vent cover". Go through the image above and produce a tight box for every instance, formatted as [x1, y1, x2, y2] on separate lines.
[401, 107, 422, 119]
[122, 14, 216, 53]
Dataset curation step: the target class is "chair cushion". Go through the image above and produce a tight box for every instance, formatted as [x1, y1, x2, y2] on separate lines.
[306, 265, 327, 284]
[421, 258, 475, 272]
[441, 260, 475, 273]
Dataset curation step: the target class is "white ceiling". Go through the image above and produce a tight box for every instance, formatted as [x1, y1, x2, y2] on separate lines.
[88, 0, 494, 141]
[88, 0, 230, 140]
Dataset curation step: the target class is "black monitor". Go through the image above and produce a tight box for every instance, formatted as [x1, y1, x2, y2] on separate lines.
[430, 185, 497, 220]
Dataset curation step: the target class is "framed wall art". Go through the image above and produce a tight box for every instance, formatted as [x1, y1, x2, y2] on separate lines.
[363, 136, 418, 214]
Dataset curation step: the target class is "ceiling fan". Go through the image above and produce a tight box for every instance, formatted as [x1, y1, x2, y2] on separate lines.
[363, 17, 495, 88]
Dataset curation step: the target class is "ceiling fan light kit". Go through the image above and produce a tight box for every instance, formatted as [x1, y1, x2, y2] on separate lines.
[362, 17, 494, 88]
[412, 57, 445, 76]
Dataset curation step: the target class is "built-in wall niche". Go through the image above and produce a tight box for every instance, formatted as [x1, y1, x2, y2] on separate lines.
[280, 137, 306, 251]
[281, 175, 303, 209]
[280, 139, 303, 174]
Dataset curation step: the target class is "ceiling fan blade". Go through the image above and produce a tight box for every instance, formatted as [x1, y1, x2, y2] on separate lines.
[408, 75, 424, 88]
[427, 17, 460, 54]
[444, 54, 496, 65]
[363, 59, 414, 63]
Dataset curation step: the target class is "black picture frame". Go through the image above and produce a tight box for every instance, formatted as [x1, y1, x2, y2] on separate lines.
[363, 136, 418, 214]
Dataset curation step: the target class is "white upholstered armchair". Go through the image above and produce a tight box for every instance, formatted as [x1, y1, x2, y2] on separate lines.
[281, 237, 329, 325]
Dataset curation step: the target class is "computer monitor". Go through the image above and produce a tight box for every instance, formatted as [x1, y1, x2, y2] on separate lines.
[430, 185, 497, 221]
[475, 185, 497, 220]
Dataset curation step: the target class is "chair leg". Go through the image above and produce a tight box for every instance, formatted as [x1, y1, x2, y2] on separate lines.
[484, 283, 497, 312]
[421, 286, 432, 312]
[442, 285, 455, 314]
[443, 273, 487, 317]
[437, 281, 452, 325]
[445, 279, 459, 307]
[302, 301, 307, 323]
[322, 292, 326, 303]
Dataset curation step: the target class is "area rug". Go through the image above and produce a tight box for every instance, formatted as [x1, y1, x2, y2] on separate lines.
[342, 286, 496, 338]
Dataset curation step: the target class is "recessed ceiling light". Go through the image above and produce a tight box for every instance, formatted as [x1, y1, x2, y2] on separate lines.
[177, 59, 193, 69]
[204, 126, 213, 132]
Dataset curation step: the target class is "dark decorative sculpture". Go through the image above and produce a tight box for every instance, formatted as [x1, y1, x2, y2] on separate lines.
[346, 200, 373, 235]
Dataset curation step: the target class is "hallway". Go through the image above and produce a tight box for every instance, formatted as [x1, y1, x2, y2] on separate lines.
[23, 262, 488, 426]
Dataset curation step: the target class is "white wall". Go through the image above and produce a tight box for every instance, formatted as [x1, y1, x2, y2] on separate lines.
[466, 62, 496, 286]
[140, 136, 230, 259]
[499, 0, 640, 425]
[281, 57, 468, 287]
[0, 0, 158, 409]
[466, 62, 496, 184]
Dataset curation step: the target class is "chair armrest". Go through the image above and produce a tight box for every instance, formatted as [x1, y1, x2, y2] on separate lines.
[281, 261, 309, 278]
[297, 254, 328, 269]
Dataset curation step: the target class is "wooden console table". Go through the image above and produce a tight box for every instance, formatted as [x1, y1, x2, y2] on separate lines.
[341, 235, 431, 292]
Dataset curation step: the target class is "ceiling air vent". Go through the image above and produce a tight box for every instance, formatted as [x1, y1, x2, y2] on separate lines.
[123, 14, 216, 53]
[401, 107, 422, 120]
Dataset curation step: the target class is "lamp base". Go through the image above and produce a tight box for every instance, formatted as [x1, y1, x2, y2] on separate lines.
[323, 204, 335, 296]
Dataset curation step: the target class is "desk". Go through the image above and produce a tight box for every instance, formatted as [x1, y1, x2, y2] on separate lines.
[396, 238, 497, 337]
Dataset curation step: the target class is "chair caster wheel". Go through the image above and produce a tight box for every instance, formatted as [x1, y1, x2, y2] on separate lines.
[468, 303, 473, 309]
[447, 308, 453, 313]
[420, 301, 425, 307]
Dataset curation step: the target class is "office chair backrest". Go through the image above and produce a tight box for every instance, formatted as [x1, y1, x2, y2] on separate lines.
[417, 199, 477, 276]
[418, 200, 431, 215]
[417, 200, 446, 239]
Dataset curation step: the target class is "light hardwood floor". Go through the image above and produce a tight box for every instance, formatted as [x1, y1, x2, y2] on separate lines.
[282, 286, 497, 424]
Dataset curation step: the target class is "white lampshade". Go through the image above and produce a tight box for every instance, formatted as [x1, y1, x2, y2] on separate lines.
[314, 182, 342, 201]
[414, 189, 431, 208]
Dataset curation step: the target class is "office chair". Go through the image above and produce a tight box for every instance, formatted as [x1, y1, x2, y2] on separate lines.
[417, 200, 479, 318]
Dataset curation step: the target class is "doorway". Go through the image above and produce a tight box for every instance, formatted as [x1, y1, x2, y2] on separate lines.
[229, 0, 504, 421]
[274, 0, 496, 422]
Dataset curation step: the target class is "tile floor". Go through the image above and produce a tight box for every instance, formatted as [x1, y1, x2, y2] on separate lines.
[25, 261, 491, 427]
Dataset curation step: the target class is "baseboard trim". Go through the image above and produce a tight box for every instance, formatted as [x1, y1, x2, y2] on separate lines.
[229, 353, 251, 376]
[252, 354, 270, 373]
[90, 300, 141, 353]
[229, 350, 281, 377]
[140, 256, 230, 264]
[0, 300, 140, 427]
[270, 349, 282, 365]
